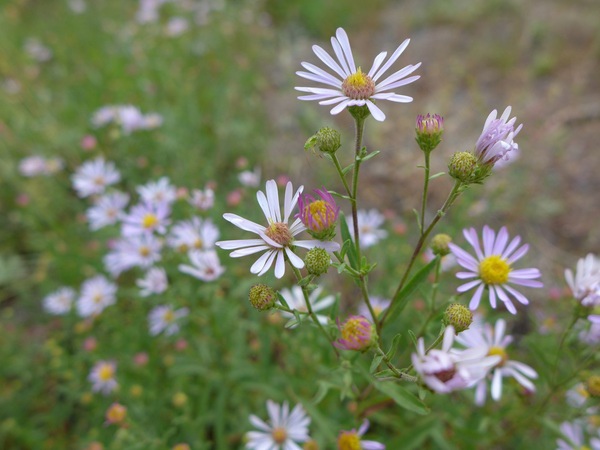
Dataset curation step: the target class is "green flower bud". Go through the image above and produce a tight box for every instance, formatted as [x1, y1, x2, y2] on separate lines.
[443, 303, 473, 333]
[430, 234, 452, 256]
[305, 247, 331, 276]
[347, 104, 371, 121]
[305, 127, 341, 155]
[248, 284, 276, 311]
[448, 151, 477, 183]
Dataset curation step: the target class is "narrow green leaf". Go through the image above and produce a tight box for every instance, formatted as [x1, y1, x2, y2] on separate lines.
[386, 333, 403, 360]
[339, 213, 358, 269]
[372, 380, 429, 415]
[358, 150, 380, 162]
[276, 292, 291, 310]
[341, 163, 355, 175]
[428, 171, 446, 180]
[370, 354, 384, 373]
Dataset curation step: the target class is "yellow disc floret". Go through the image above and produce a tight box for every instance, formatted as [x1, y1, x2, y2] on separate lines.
[271, 427, 288, 444]
[306, 200, 335, 229]
[142, 213, 159, 229]
[337, 431, 361, 450]
[265, 222, 293, 246]
[98, 364, 115, 381]
[479, 255, 511, 285]
[488, 346, 508, 367]
[342, 68, 375, 100]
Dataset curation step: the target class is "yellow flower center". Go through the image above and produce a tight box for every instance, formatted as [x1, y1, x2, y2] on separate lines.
[92, 293, 103, 304]
[163, 310, 175, 323]
[106, 403, 127, 424]
[139, 246, 150, 257]
[93, 176, 105, 186]
[342, 68, 375, 100]
[142, 213, 159, 229]
[337, 431, 362, 450]
[271, 427, 287, 444]
[306, 200, 335, 229]
[193, 238, 204, 249]
[265, 222, 292, 246]
[488, 346, 508, 367]
[341, 318, 363, 342]
[98, 365, 114, 381]
[579, 446, 591, 450]
[479, 255, 511, 285]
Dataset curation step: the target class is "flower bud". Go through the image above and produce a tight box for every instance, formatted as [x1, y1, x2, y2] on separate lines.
[334, 315, 377, 352]
[249, 284, 276, 311]
[297, 188, 339, 240]
[172, 392, 188, 408]
[443, 303, 473, 333]
[105, 403, 127, 425]
[586, 375, 600, 398]
[430, 233, 452, 256]
[305, 247, 331, 276]
[415, 114, 444, 153]
[303, 440, 319, 450]
[448, 151, 477, 183]
[305, 127, 341, 155]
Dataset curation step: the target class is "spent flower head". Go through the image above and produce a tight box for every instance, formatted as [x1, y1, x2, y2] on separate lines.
[296, 27, 421, 122]
[449, 226, 543, 314]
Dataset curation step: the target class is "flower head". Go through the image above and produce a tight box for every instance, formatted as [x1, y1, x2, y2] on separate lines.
[415, 114, 444, 153]
[86, 191, 129, 230]
[137, 177, 177, 205]
[565, 254, 600, 307]
[168, 217, 219, 253]
[189, 188, 215, 210]
[296, 27, 421, 122]
[88, 360, 118, 395]
[148, 305, 189, 336]
[246, 400, 310, 450]
[475, 107, 522, 166]
[556, 420, 600, 450]
[136, 267, 168, 297]
[456, 318, 538, 405]
[121, 201, 171, 237]
[347, 209, 388, 249]
[334, 315, 376, 351]
[449, 226, 543, 314]
[77, 276, 117, 317]
[178, 250, 225, 282]
[43, 287, 76, 315]
[216, 180, 339, 279]
[412, 326, 500, 394]
[297, 188, 339, 240]
[337, 420, 385, 450]
[105, 403, 127, 425]
[72, 157, 121, 198]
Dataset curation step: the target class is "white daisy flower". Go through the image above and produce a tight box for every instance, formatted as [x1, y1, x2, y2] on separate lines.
[216, 180, 339, 279]
[358, 296, 390, 320]
[168, 217, 219, 252]
[246, 400, 310, 450]
[475, 106, 523, 166]
[337, 420, 385, 450]
[43, 287, 76, 315]
[565, 254, 600, 308]
[148, 305, 189, 336]
[86, 191, 130, 231]
[179, 250, 225, 282]
[449, 225, 543, 314]
[88, 360, 118, 395]
[456, 318, 538, 405]
[557, 421, 600, 450]
[189, 187, 215, 211]
[238, 166, 261, 188]
[137, 177, 177, 205]
[278, 286, 335, 327]
[121, 201, 171, 237]
[347, 209, 388, 249]
[411, 326, 500, 394]
[136, 267, 168, 297]
[104, 234, 163, 277]
[72, 157, 121, 198]
[295, 27, 421, 122]
[76, 275, 117, 317]
[115, 105, 147, 135]
[19, 156, 48, 177]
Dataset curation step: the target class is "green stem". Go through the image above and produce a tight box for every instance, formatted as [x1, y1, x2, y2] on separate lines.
[420, 151, 431, 235]
[376, 346, 418, 382]
[379, 180, 463, 329]
[350, 116, 366, 260]
[291, 266, 339, 357]
[331, 153, 352, 198]
[415, 257, 442, 338]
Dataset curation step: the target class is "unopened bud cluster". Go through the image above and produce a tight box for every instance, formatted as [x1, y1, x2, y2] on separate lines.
[249, 284, 276, 311]
[305, 127, 341, 155]
[305, 247, 330, 276]
[443, 303, 473, 333]
[415, 114, 444, 153]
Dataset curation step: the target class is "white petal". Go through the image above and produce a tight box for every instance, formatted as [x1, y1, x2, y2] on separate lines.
[274, 251, 286, 279]
[365, 100, 386, 122]
[373, 38, 410, 81]
[312, 45, 348, 79]
[335, 27, 356, 73]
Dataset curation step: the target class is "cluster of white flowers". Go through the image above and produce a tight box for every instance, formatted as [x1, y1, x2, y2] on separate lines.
[91, 105, 163, 135]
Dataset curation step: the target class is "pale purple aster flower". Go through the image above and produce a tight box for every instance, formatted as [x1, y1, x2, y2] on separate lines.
[137, 177, 177, 205]
[178, 250, 225, 282]
[297, 188, 339, 239]
[456, 318, 538, 405]
[136, 267, 168, 297]
[416, 113, 444, 135]
[72, 157, 121, 198]
[19, 156, 48, 177]
[565, 254, 600, 308]
[216, 180, 339, 279]
[278, 286, 335, 328]
[475, 106, 523, 166]
[91, 106, 117, 128]
[557, 421, 600, 450]
[76, 275, 117, 317]
[86, 191, 130, 231]
[295, 27, 421, 122]
[358, 296, 390, 319]
[148, 305, 189, 336]
[189, 187, 215, 210]
[168, 217, 219, 252]
[347, 209, 388, 249]
[43, 287, 76, 315]
[116, 105, 147, 135]
[412, 326, 501, 394]
[334, 315, 376, 351]
[121, 201, 170, 237]
[246, 400, 310, 450]
[238, 166, 261, 188]
[449, 226, 543, 314]
[104, 234, 163, 277]
[337, 420, 385, 450]
[165, 17, 189, 37]
[88, 360, 118, 395]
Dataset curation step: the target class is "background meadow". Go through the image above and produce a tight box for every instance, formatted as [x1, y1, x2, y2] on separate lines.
[1, 0, 599, 449]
